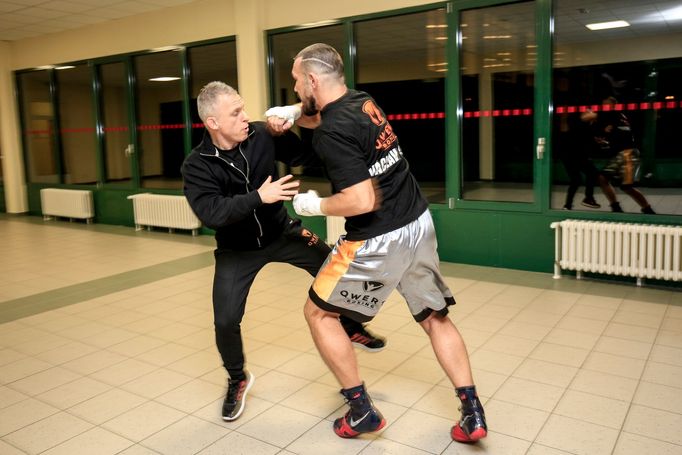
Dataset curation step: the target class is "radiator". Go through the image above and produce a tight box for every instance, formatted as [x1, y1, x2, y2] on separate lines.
[326, 215, 347, 245]
[40, 188, 94, 223]
[551, 219, 682, 286]
[127, 193, 201, 236]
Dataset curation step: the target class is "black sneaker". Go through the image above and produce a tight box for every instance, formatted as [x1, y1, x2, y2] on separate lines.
[581, 198, 601, 209]
[222, 371, 254, 421]
[334, 388, 386, 438]
[451, 387, 487, 443]
[349, 326, 386, 352]
[641, 205, 656, 214]
[610, 202, 624, 213]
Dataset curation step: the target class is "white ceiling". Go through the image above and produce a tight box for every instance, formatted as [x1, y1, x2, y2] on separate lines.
[0, 0, 196, 41]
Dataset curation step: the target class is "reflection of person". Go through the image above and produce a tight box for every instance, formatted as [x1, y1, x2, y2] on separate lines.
[270, 43, 487, 443]
[558, 114, 601, 210]
[181, 81, 386, 423]
[582, 97, 655, 214]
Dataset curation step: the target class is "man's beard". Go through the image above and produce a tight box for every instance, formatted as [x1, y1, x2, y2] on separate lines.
[302, 96, 319, 116]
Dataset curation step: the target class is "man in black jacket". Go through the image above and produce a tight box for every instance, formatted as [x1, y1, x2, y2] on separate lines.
[181, 81, 385, 422]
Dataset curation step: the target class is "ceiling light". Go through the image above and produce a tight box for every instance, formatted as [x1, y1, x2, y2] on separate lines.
[55, 65, 75, 70]
[427, 62, 448, 67]
[426, 24, 447, 28]
[586, 20, 630, 30]
[483, 35, 512, 39]
[149, 77, 180, 82]
[662, 6, 682, 20]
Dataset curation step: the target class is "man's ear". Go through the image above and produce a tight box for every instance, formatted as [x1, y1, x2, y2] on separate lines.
[206, 117, 219, 130]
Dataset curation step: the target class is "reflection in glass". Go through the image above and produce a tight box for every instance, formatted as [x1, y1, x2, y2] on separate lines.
[188, 40, 238, 150]
[269, 25, 345, 196]
[552, 0, 682, 215]
[355, 9, 447, 204]
[56, 65, 97, 184]
[18, 70, 57, 183]
[99, 62, 132, 185]
[460, 2, 535, 203]
[135, 50, 184, 189]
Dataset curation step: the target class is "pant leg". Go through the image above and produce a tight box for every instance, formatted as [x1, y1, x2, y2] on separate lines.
[213, 248, 266, 381]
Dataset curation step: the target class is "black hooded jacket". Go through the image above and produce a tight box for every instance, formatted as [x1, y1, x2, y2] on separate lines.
[182, 122, 313, 250]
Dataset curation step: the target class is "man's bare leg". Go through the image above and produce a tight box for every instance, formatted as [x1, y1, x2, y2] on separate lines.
[420, 312, 487, 443]
[304, 298, 385, 437]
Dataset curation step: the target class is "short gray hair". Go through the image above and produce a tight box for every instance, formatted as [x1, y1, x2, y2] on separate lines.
[197, 81, 238, 122]
[295, 43, 344, 81]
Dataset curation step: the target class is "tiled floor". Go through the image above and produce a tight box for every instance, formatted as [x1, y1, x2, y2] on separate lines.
[0, 215, 681, 455]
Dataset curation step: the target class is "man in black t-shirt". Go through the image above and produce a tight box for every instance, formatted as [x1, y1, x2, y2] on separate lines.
[268, 44, 486, 443]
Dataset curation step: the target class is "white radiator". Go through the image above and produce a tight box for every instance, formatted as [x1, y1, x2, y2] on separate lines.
[326, 215, 347, 245]
[40, 188, 94, 223]
[127, 193, 201, 236]
[551, 219, 682, 286]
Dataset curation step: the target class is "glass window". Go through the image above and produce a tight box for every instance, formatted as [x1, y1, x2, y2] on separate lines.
[134, 50, 184, 189]
[355, 9, 447, 204]
[552, 0, 682, 215]
[17, 70, 57, 184]
[460, 2, 536, 203]
[99, 61, 132, 185]
[55, 64, 97, 184]
[188, 40, 238, 149]
[269, 25, 345, 196]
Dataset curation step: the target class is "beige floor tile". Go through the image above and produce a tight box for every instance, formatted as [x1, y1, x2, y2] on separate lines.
[656, 330, 682, 350]
[8, 366, 81, 396]
[525, 444, 575, 455]
[248, 344, 303, 370]
[196, 432, 279, 455]
[363, 438, 432, 455]
[458, 314, 510, 333]
[286, 419, 373, 455]
[90, 358, 158, 386]
[0, 356, 53, 383]
[594, 336, 653, 359]
[613, 431, 682, 455]
[33, 341, 99, 365]
[276, 352, 335, 381]
[140, 415, 229, 455]
[493, 377, 564, 412]
[3, 411, 92, 454]
[370, 373, 434, 408]
[633, 381, 682, 414]
[40, 427, 133, 455]
[390, 354, 447, 384]
[135, 343, 197, 368]
[120, 368, 194, 399]
[250, 370, 310, 403]
[381, 409, 455, 453]
[155, 378, 225, 414]
[575, 294, 622, 310]
[469, 349, 525, 376]
[0, 440, 26, 455]
[513, 359, 578, 388]
[37, 376, 111, 408]
[497, 321, 552, 341]
[611, 310, 663, 329]
[166, 350, 221, 377]
[582, 352, 646, 379]
[411, 384, 458, 420]
[443, 431, 531, 454]
[102, 400, 186, 442]
[513, 310, 563, 327]
[356, 348, 412, 372]
[0, 386, 28, 409]
[555, 315, 608, 334]
[483, 399, 549, 441]
[471, 302, 523, 320]
[107, 335, 167, 357]
[603, 322, 658, 343]
[237, 404, 320, 447]
[0, 397, 59, 436]
[0, 348, 26, 367]
[456, 327, 496, 349]
[529, 342, 590, 368]
[569, 369, 638, 402]
[543, 327, 599, 350]
[469, 368, 508, 397]
[68, 388, 147, 425]
[554, 389, 629, 429]
[480, 333, 539, 357]
[623, 404, 682, 445]
[566, 303, 616, 321]
[60, 350, 129, 376]
[535, 414, 619, 455]
[279, 382, 344, 418]
[649, 344, 682, 367]
[640, 361, 682, 388]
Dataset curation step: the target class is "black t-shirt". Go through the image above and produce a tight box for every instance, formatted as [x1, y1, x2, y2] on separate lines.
[313, 89, 427, 240]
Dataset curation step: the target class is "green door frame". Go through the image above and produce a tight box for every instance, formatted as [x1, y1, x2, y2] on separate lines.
[446, 0, 552, 213]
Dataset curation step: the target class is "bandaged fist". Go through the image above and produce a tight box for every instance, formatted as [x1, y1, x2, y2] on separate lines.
[293, 190, 323, 217]
[264, 104, 302, 127]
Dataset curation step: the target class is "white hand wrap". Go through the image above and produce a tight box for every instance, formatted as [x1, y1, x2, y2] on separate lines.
[264, 104, 302, 126]
[293, 190, 323, 217]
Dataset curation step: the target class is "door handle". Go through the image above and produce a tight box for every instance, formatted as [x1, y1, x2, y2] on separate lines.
[124, 144, 134, 157]
[536, 137, 545, 160]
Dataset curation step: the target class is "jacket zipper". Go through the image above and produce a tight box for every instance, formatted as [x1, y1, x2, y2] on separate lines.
[203, 146, 263, 248]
